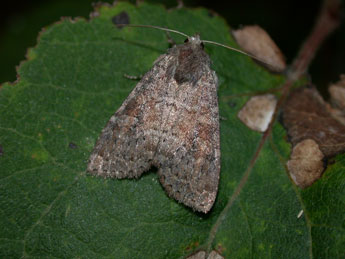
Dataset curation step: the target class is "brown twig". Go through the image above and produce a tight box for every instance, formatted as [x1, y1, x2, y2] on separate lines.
[288, 0, 342, 81]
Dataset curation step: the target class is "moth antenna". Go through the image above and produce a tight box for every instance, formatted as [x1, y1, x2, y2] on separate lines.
[118, 24, 278, 69]
[202, 39, 277, 68]
[117, 24, 189, 38]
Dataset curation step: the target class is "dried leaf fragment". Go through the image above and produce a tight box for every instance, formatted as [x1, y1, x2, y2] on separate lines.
[329, 74, 345, 110]
[187, 251, 206, 259]
[208, 251, 224, 259]
[282, 87, 345, 157]
[287, 139, 324, 188]
[328, 74, 345, 124]
[112, 11, 130, 28]
[237, 94, 277, 132]
[232, 25, 286, 72]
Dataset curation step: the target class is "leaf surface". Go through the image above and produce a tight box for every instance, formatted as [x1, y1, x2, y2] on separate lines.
[0, 2, 344, 258]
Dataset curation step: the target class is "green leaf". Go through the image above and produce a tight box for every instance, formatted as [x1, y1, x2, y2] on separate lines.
[0, 2, 344, 258]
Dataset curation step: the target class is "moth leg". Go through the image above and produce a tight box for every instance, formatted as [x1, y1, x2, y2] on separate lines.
[165, 32, 177, 47]
[123, 73, 143, 80]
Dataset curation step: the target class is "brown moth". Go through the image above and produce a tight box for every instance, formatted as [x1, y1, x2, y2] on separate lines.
[88, 25, 269, 213]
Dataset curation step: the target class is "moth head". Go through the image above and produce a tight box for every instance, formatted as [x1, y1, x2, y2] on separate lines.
[185, 34, 204, 49]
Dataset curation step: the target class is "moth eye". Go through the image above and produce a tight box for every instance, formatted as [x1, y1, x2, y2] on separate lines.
[200, 42, 204, 49]
[184, 38, 189, 43]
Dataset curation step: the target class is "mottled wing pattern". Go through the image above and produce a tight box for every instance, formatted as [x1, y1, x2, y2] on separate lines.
[88, 53, 174, 178]
[156, 67, 220, 213]
[88, 39, 220, 213]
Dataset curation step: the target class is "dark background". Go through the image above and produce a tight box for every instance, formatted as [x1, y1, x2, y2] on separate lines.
[1, 0, 344, 97]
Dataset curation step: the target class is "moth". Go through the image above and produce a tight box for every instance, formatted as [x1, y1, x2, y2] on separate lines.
[88, 25, 266, 213]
